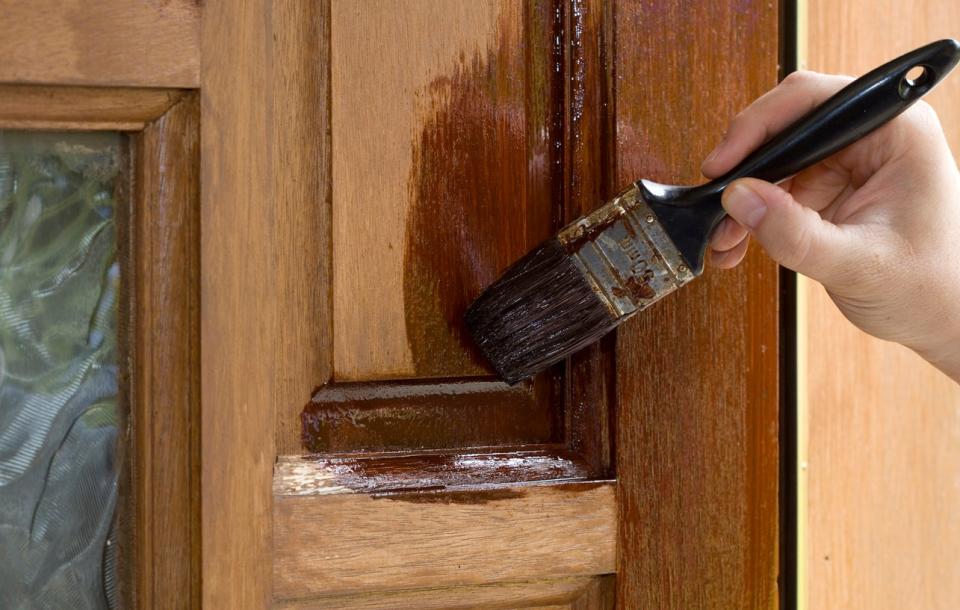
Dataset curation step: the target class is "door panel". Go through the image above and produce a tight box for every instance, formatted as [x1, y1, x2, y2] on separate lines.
[311, 0, 571, 460]
[331, 0, 559, 381]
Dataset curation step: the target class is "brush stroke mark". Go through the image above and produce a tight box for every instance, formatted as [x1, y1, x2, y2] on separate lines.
[403, 5, 557, 377]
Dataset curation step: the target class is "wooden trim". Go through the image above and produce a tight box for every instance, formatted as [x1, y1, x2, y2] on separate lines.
[273, 452, 616, 601]
[274, 0, 331, 454]
[0, 85, 184, 130]
[562, 0, 617, 479]
[0, 0, 199, 88]
[274, 576, 607, 610]
[130, 94, 201, 608]
[611, 0, 781, 607]
[200, 1, 276, 606]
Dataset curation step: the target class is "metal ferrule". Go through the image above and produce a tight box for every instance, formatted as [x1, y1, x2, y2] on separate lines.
[557, 184, 696, 319]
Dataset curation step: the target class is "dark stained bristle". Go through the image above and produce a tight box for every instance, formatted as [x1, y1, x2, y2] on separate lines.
[464, 238, 617, 384]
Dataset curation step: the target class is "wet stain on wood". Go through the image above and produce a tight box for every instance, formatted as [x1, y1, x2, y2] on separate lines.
[403, 2, 560, 377]
[302, 376, 562, 453]
[274, 448, 590, 497]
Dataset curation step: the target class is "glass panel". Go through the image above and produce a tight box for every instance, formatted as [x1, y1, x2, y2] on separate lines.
[0, 132, 123, 608]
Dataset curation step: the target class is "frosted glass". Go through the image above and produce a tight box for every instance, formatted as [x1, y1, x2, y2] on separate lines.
[0, 132, 123, 609]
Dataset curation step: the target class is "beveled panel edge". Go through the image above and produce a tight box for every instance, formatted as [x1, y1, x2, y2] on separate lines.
[302, 375, 563, 453]
[273, 576, 599, 609]
[0, 85, 185, 131]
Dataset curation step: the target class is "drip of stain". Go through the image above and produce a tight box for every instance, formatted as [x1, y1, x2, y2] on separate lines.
[403, 9, 554, 377]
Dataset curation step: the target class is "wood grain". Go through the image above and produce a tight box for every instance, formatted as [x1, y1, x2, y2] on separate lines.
[330, 0, 559, 380]
[0, 0, 199, 88]
[130, 94, 201, 609]
[273, 452, 616, 600]
[612, 1, 781, 608]
[274, 577, 595, 610]
[0, 85, 183, 130]
[273, 0, 332, 455]
[200, 1, 274, 606]
[803, 3, 960, 608]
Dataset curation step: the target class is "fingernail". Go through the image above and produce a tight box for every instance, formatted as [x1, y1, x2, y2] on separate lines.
[724, 183, 767, 230]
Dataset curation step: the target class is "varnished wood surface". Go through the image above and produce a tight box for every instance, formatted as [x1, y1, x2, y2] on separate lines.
[612, 1, 781, 608]
[200, 1, 275, 606]
[274, 577, 596, 610]
[0, 85, 183, 130]
[0, 0, 199, 88]
[130, 94, 200, 609]
[803, 2, 960, 608]
[330, 0, 559, 380]
[273, 452, 616, 600]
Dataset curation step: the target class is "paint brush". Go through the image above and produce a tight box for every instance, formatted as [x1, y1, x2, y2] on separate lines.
[465, 38, 960, 384]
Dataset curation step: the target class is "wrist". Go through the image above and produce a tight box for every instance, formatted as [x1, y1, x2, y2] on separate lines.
[911, 301, 960, 383]
[917, 342, 960, 383]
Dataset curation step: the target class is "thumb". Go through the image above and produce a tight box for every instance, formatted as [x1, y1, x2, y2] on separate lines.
[721, 178, 853, 283]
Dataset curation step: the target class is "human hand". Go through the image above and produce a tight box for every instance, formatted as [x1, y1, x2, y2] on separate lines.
[703, 70, 960, 381]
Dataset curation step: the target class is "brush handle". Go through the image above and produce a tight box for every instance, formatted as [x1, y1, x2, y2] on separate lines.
[644, 38, 960, 274]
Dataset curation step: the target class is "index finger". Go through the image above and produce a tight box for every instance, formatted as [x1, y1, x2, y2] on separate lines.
[701, 72, 854, 178]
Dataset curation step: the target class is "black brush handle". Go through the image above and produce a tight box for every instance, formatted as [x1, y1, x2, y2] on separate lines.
[644, 38, 960, 273]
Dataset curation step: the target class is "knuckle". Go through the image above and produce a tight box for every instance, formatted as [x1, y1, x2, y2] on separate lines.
[782, 70, 818, 87]
[728, 110, 748, 130]
[778, 222, 815, 271]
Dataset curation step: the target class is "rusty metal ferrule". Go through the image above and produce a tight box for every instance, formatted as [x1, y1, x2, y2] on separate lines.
[557, 184, 696, 319]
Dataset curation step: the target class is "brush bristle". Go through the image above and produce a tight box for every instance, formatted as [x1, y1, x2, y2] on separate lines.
[464, 238, 617, 384]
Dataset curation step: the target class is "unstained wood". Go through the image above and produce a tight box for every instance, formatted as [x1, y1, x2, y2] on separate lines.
[273, 453, 616, 600]
[0, 85, 183, 130]
[0, 0, 199, 88]
[274, 577, 595, 610]
[803, 2, 960, 608]
[200, 1, 275, 607]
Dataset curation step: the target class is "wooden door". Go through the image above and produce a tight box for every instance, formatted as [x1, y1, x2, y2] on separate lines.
[798, 1, 960, 608]
[0, 1, 779, 608]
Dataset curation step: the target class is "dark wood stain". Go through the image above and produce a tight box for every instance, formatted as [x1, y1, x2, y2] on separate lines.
[402, 2, 559, 378]
[375, 488, 526, 505]
[302, 376, 562, 453]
